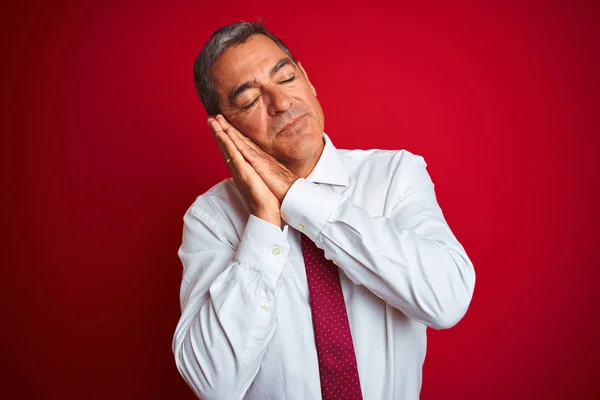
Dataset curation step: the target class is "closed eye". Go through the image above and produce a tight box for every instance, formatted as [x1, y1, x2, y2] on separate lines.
[241, 96, 260, 110]
[280, 76, 296, 84]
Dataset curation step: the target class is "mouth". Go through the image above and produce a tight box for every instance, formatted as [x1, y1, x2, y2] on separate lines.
[279, 114, 307, 133]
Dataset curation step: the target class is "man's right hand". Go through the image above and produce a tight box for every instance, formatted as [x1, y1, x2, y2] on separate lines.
[208, 117, 282, 229]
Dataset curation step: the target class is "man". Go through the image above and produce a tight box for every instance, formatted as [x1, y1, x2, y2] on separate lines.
[173, 21, 475, 400]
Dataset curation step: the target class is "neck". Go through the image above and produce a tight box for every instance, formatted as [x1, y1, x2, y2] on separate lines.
[284, 137, 325, 179]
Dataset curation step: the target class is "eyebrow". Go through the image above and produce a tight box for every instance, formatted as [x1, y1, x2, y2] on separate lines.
[228, 58, 294, 105]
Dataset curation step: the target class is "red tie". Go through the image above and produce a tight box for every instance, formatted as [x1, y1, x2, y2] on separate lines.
[301, 235, 363, 400]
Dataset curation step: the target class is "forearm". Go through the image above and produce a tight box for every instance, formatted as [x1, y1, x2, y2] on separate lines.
[319, 197, 474, 329]
[281, 179, 475, 330]
[173, 212, 290, 399]
[173, 265, 276, 399]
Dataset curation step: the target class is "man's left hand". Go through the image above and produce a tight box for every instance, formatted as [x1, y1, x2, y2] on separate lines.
[214, 115, 298, 203]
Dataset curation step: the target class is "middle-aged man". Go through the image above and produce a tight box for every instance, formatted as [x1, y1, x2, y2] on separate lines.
[173, 21, 476, 400]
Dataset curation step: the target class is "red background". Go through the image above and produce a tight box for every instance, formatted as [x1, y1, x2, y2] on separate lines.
[2, 0, 599, 398]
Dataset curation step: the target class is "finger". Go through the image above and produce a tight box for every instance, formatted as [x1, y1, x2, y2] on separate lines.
[216, 115, 263, 153]
[209, 118, 245, 173]
[207, 118, 230, 162]
[211, 118, 249, 172]
[215, 116, 291, 176]
[215, 115, 264, 165]
[210, 116, 239, 155]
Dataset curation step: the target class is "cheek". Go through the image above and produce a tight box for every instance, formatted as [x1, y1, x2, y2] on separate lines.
[306, 95, 324, 125]
[303, 89, 322, 113]
[237, 111, 269, 142]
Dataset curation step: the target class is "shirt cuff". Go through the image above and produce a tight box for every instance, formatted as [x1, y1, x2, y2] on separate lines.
[235, 214, 290, 285]
[280, 178, 343, 244]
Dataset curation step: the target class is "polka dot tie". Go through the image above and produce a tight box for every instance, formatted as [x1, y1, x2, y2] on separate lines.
[301, 234, 363, 399]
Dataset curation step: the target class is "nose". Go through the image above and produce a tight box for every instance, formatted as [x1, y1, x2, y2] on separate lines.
[266, 86, 292, 115]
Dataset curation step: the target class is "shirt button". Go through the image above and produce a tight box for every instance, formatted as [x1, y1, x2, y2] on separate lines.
[261, 302, 271, 310]
[333, 259, 340, 266]
[297, 223, 305, 231]
[272, 247, 281, 256]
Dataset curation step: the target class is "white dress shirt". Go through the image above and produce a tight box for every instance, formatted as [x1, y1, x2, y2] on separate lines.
[172, 133, 476, 400]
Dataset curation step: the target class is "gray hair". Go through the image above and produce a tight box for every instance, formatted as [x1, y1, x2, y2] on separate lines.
[193, 21, 298, 116]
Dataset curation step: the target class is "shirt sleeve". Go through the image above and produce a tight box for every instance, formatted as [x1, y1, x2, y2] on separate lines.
[172, 205, 290, 400]
[280, 154, 475, 330]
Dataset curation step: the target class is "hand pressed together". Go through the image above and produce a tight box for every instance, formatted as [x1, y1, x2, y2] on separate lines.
[207, 114, 298, 228]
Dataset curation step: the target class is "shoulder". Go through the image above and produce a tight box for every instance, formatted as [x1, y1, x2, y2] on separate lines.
[186, 178, 234, 213]
[336, 146, 432, 203]
[338, 147, 427, 176]
[190, 178, 240, 210]
[182, 178, 246, 238]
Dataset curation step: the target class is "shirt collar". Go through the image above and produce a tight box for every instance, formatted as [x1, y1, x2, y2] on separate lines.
[305, 132, 349, 187]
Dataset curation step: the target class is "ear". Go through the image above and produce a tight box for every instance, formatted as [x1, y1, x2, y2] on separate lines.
[297, 61, 317, 97]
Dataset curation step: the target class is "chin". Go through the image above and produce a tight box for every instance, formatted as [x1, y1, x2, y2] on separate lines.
[278, 131, 321, 161]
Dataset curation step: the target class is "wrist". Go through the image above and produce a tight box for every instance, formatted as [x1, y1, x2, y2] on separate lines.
[253, 209, 281, 229]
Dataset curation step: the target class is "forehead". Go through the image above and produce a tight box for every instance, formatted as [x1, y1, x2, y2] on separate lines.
[211, 34, 290, 92]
